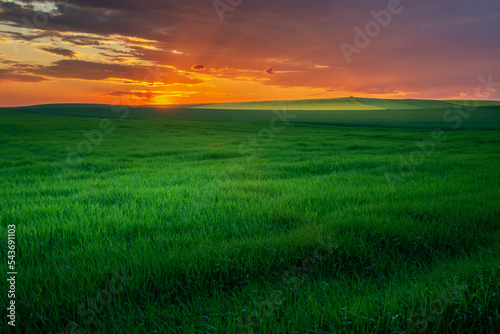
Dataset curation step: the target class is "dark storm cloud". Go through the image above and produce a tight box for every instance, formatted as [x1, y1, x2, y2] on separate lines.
[39, 47, 76, 58]
[61, 35, 104, 46]
[29, 59, 203, 84]
[97, 47, 137, 56]
[0, 57, 38, 70]
[0, 68, 47, 82]
[0, 30, 58, 41]
[0, 0, 199, 41]
[13, 0, 178, 12]
[3, 0, 500, 52]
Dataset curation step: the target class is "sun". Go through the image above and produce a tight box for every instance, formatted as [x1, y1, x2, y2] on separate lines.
[155, 96, 173, 105]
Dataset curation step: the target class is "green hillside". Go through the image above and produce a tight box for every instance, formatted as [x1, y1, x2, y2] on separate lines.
[355, 98, 455, 110]
[190, 97, 386, 110]
[445, 100, 500, 107]
[190, 97, 478, 111]
[2, 97, 500, 130]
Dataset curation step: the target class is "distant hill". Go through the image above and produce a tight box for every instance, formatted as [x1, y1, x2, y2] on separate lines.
[189, 97, 386, 110]
[190, 97, 500, 111]
[2, 97, 500, 130]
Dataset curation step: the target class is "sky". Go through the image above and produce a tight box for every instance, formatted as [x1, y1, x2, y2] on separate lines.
[0, 0, 499, 106]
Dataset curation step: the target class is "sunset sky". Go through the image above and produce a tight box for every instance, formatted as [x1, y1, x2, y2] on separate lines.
[1, 0, 499, 106]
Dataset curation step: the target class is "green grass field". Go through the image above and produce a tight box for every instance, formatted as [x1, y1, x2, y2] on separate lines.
[0, 99, 499, 333]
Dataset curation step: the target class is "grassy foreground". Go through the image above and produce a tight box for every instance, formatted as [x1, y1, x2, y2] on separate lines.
[0, 109, 499, 333]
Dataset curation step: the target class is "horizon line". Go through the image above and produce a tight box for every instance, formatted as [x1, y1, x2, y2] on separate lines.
[2, 96, 500, 109]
